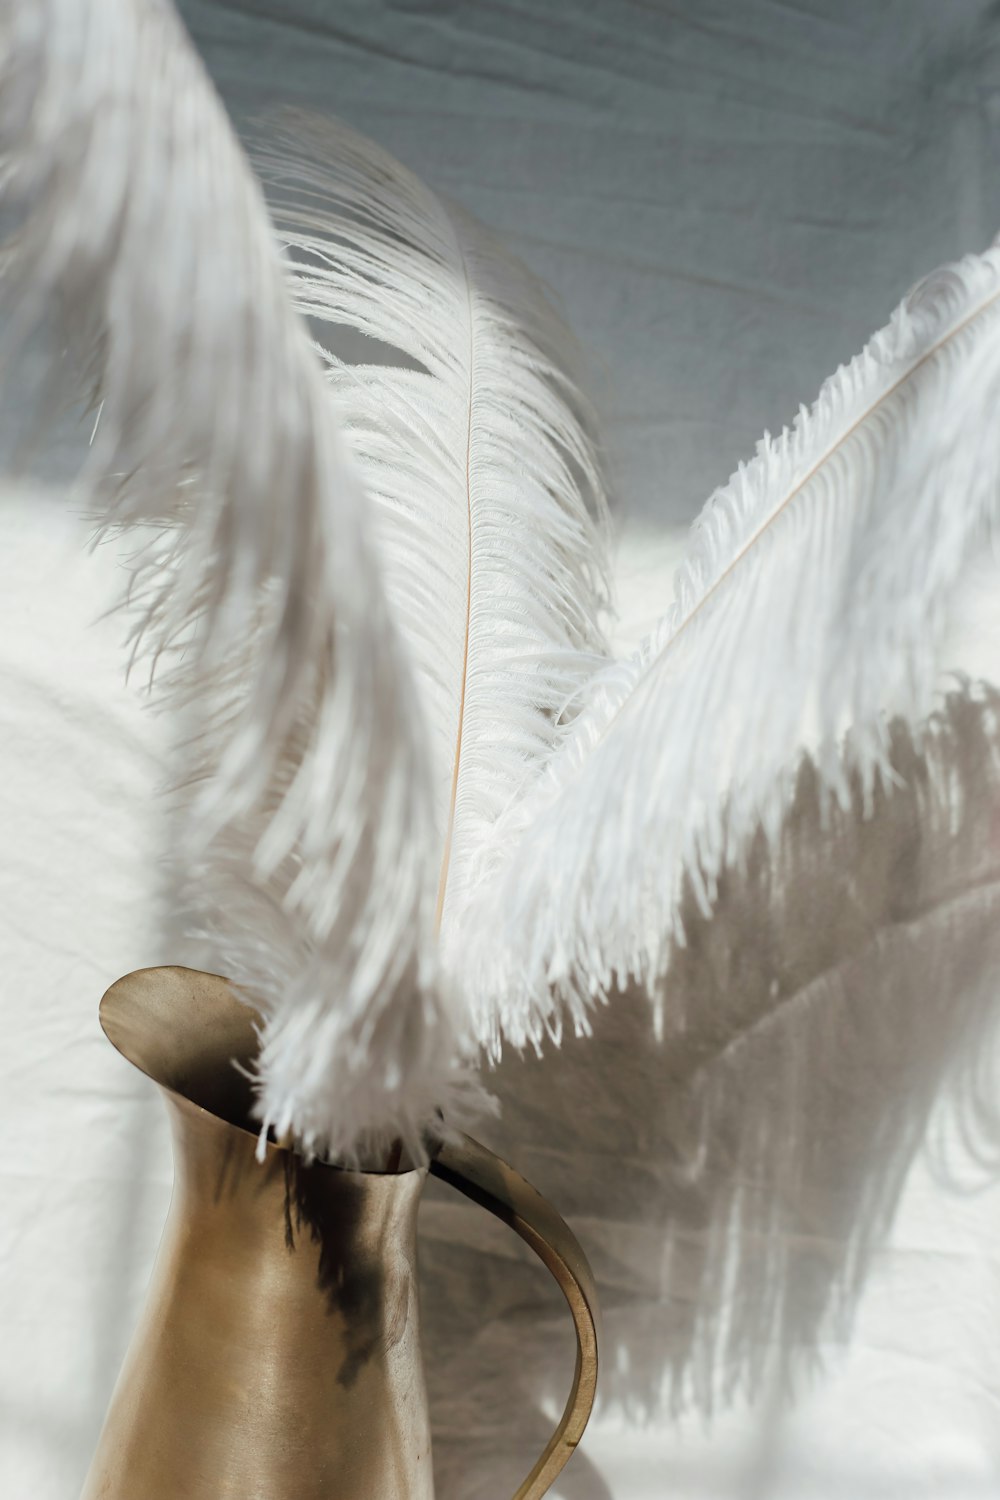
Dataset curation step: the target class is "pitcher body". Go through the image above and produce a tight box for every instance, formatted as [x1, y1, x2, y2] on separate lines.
[83, 966, 598, 1500]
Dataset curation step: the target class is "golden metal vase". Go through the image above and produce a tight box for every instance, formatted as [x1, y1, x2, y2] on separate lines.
[81, 966, 599, 1500]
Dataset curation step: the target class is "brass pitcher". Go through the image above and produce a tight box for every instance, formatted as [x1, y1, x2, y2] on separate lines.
[82, 966, 599, 1500]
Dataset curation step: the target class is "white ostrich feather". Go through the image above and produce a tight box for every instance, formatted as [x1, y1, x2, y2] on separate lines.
[253, 113, 612, 934]
[457, 246, 1000, 1053]
[0, 0, 462, 1161]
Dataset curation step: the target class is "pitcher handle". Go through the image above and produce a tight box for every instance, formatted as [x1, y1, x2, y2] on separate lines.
[430, 1133, 600, 1500]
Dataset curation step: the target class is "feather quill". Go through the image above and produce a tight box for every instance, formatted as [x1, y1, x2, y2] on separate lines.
[457, 246, 1000, 1051]
[0, 0, 460, 1161]
[253, 113, 613, 935]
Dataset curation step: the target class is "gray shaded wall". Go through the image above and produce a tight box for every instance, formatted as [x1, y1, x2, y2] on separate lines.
[180, 0, 1000, 523]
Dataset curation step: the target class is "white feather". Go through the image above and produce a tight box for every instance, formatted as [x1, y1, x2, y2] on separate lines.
[0, 0, 464, 1162]
[253, 112, 613, 934]
[457, 246, 1000, 1052]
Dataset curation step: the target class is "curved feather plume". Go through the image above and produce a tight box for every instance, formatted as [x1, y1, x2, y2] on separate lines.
[253, 113, 613, 934]
[0, 0, 461, 1161]
[458, 245, 1000, 1051]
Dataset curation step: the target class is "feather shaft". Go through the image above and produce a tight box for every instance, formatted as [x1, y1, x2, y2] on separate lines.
[254, 112, 613, 939]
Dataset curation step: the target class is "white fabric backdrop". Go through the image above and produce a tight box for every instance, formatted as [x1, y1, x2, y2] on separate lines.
[6, 3, 1000, 1497]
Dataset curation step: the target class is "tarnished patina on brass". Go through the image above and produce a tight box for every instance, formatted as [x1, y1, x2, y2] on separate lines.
[81, 966, 599, 1500]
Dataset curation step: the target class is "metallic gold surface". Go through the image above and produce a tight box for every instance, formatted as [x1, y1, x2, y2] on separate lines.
[432, 1135, 601, 1500]
[82, 965, 599, 1499]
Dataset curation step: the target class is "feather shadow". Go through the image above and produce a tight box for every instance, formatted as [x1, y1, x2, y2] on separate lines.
[418, 684, 1000, 1489]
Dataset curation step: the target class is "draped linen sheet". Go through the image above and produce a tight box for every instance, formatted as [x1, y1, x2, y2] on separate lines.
[5, 3, 1000, 1495]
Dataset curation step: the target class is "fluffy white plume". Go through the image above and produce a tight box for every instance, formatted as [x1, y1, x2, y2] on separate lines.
[0, 0, 462, 1161]
[458, 246, 1000, 1052]
[253, 113, 612, 933]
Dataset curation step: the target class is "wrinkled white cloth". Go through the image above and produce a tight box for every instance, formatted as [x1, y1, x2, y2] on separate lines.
[3, 487, 1000, 1500]
[7, 2, 1000, 1495]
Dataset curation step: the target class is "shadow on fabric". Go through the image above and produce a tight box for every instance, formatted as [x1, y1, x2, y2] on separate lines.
[419, 684, 1000, 1497]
